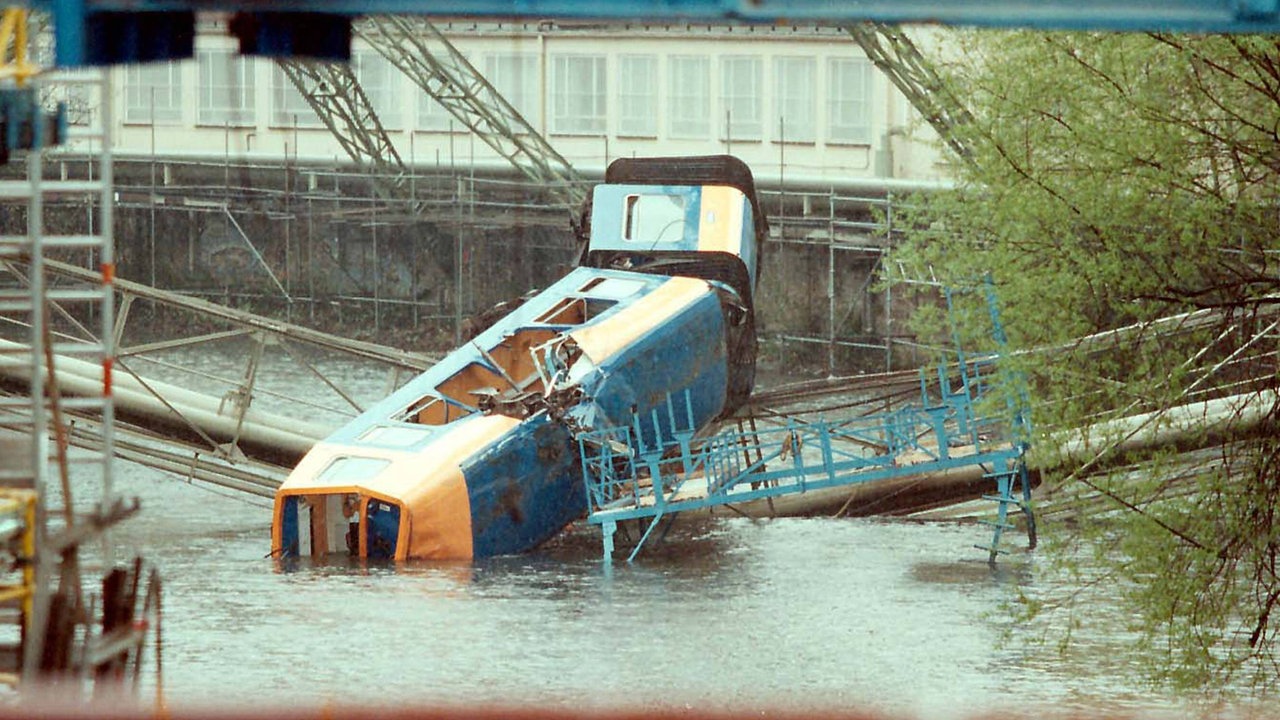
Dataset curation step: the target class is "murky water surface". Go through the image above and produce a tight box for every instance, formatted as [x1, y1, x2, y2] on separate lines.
[65, 346, 1196, 714]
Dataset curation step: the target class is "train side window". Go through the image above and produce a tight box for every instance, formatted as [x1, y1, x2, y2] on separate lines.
[316, 457, 391, 485]
[623, 194, 686, 244]
[357, 425, 433, 448]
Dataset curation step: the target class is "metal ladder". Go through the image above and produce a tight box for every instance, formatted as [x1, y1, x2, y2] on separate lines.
[0, 66, 118, 682]
[975, 460, 1036, 566]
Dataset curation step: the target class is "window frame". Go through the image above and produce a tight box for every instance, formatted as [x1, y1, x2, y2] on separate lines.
[484, 52, 541, 131]
[268, 62, 325, 130]
[827, 57, 876, 146]
[353, 50, 403, 131]
[550, 54, 608, 136]
[772, 55, 817, 144]
[719, 55, 763, 142]
[123, 61, 185, 125]
[668, 55, 711, 140]
[196, 50, 257, 128]
[616, 54, 658, 139]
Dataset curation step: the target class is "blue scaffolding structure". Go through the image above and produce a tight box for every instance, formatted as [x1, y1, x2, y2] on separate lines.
[577, 286, 1035, 565]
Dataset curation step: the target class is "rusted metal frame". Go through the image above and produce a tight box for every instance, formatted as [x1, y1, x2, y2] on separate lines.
[1, 406, 284, 498]
[119, 351, 356, 419]
[110, 356, 227, 455]
[0, 259, 101, 347]
[112, 293, 133, 350]
[6, 259, 375, 420]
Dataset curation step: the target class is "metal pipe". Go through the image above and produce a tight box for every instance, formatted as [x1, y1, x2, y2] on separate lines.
[0, 340, 330, 463]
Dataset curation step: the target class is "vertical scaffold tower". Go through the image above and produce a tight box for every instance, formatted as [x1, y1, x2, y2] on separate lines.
[0, 21, 120, 681]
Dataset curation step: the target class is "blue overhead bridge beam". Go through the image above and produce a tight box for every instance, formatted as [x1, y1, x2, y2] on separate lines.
[20, 0, 1280, 66]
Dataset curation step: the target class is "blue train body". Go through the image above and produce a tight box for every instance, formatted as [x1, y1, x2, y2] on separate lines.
[272, 156, 766, 561]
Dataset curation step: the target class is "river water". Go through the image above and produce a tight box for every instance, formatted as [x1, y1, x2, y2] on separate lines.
[62, 345, 1196, 716]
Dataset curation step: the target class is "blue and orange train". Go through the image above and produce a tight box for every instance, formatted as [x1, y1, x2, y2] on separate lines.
[271, 156, 766, 561]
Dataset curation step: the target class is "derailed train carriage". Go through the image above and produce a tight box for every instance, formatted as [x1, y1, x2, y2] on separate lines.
[271, 156, 767, 561]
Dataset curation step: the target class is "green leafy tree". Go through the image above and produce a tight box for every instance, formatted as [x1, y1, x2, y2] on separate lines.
[891, 31, 1280, 693]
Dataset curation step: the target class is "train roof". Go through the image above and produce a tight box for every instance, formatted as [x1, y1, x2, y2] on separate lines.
[603, 155, 769, 246]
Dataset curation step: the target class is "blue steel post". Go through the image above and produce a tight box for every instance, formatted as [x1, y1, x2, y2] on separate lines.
[601, 519, 616, 564]
[985, 276, 1033, 449]
[1019, 461, 1037, 548]
[820, 424, 835, 484]
[51, 0, 86, 67]
[674, 392, 695, 479]
[928, 406, 949, 461]
[988, 469, 1013, 566]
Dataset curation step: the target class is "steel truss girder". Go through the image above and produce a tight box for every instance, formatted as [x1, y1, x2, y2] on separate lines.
[357, 15, 586, 212]
[276, 56, 409, 197]
[845, 23, 977, 171]
[31, 1, 1280, 35]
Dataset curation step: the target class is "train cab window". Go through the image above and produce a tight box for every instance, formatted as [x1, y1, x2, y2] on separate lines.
[281, 491, 362, 559]
[365, 501, 400, 559]
[623, 194, 686, 244]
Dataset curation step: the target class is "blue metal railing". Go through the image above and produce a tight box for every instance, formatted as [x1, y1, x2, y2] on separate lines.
[577, 355, 1029, 562]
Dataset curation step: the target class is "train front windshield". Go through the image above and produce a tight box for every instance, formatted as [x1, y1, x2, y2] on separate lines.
[279, 493, 400, 560]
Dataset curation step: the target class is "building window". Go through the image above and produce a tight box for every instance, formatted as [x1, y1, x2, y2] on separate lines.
[353, 51, 401, 131]
[124, 62, 183, 124]
[197, 50, 255, 126]
[49, 71, 97, 127]
[720, 56, 762, 142]
[551, 55, 606, 135]
[773, 56, 815, 143]
[270, 62, 324, 128]
[617, 55, 657, 138]
[669, 56, 710, 139]
[828, 58, 875, 145]
[418, 51, 472, 132]
[484, 53, 540, 129]
[418, 93, 454, 132]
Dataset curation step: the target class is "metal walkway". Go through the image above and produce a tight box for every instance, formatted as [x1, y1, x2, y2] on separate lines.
[578, 355, 1035, 566]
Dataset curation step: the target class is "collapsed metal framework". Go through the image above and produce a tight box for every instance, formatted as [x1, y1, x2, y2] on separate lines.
[845, 23, 977, 170]
[579, 285, 1036, 565]
[279, 16, 587, 222]
[358, 16, 587, 212]
[276, 58, 409, 198]
[580, 357, 1034, 565]
[1, 256, 432, 500]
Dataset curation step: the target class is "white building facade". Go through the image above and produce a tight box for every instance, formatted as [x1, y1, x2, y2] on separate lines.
[100, 21, 948, 187]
